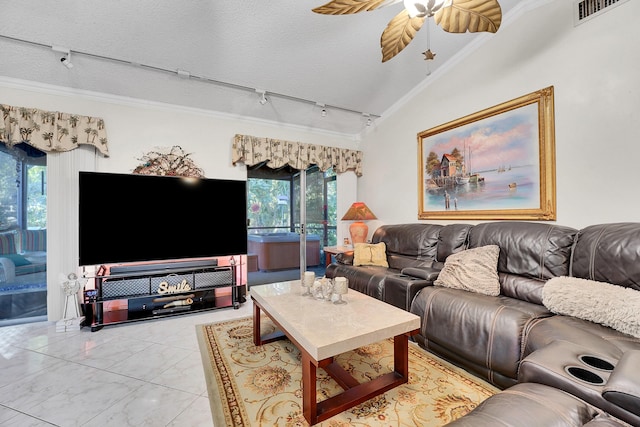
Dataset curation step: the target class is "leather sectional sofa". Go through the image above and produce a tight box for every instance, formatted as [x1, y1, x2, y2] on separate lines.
[325, 221, 640, 426]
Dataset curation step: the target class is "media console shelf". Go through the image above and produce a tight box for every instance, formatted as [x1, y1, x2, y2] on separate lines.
[83, 262, 244, 331]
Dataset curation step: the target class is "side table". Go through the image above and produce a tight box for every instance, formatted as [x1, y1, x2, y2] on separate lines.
[323, 245, 354, 267]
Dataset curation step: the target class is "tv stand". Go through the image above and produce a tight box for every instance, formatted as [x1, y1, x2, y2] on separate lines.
[83, 263, 244, 331]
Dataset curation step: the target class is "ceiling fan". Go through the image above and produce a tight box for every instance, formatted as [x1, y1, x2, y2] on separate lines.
[312, 0, 502, 62]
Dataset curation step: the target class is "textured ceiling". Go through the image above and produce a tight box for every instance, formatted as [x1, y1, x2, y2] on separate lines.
[0, 0, 523, 136]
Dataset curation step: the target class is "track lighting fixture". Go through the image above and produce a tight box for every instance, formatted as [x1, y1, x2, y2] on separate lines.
[3, 36, 384, 129]
[363, 113, 372, 127]
[52, 45, 73, 69]
[256, 89, 268, 105]
[316, 102, 327, 117]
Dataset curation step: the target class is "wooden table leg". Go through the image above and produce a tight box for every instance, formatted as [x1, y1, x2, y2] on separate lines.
[252, 302, 261, 346]
[302, 351, 318, 424]
[302, 332, 415, 425]
[394, 333, 409, 377]
[253, 300, 286, 346]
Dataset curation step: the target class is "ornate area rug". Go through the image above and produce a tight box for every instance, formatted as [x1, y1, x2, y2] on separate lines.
[197, 316, 498, 426]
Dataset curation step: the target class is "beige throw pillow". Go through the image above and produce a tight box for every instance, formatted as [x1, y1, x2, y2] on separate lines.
[353, 242, 389, 267]
[543, 276, 640, 338]
[434, 245, 501, 296]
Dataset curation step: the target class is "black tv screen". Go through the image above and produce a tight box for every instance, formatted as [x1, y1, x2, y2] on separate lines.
[79, 172, 247, 266]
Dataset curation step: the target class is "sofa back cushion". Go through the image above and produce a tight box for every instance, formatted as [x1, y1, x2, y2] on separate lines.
[436, 224, 472, 261]
[372, 224, 442, 269]
[572, 223, 640, 292]
[0, 231, 18, 255]
[22, 229, 46, 252]
[469, 222, 578, 304]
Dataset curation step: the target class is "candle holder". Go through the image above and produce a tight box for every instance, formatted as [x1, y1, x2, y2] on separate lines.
[333, 276, 348, 304]
[302, 271, 314, 296]
[312, 279, 325, 299]
[321, 277, 334, 301]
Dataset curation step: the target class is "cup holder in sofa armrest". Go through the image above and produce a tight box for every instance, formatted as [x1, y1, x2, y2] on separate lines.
[565, 366, 605, 385]
[602, 350, 640, 417]
[579, 354, 615, 371]
[400, 266, 441, 281]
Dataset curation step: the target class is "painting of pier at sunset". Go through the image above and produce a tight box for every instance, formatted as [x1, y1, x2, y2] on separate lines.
[418, 87, 556, 221]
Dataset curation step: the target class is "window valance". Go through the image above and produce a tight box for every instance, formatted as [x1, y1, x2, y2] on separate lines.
[232, 134, 362, 176]
[1, 104, 109, 156]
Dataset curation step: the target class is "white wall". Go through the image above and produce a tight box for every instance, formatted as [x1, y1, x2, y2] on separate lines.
[360, 0, 640, 230]
[0, 81, 360, 320]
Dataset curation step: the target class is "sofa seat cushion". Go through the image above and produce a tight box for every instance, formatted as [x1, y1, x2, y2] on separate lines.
[411, 286, 552, 388]
[325, 263, 398, 300]
[0, 253, 32, 267]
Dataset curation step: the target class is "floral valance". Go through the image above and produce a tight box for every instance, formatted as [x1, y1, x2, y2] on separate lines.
[232, 134, 363, 176]
[1, 104, 109, 156]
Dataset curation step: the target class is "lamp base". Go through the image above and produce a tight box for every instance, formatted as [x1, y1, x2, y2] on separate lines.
[349, 222, 369, 244]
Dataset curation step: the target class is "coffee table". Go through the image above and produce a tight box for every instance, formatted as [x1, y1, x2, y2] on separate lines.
[251, 281, 420, 425]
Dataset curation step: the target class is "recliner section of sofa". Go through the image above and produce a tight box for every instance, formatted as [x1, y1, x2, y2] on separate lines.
[412, 221, 578, 389]
[324, 221, 640, 426]
[325, 223, 471, 310]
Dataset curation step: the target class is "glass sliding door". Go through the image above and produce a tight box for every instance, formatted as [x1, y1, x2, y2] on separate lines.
[293, 167, 336, 268]
[246, 164, 336, 287]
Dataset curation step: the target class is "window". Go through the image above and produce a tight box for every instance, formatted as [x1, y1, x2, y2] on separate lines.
[0, 144, 47, 230]
[0, 143, 47, 325]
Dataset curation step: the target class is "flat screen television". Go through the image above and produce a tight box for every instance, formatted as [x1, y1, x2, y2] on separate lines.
[79, 171, 247, 266]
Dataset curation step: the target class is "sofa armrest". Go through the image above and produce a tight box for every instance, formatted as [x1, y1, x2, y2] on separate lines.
[401, 266, 441, 281]
[334, 252, 354, 265]
[0, 257, 16, 282]
[384, 274, 432, 311]
[603, 350, 640, 416]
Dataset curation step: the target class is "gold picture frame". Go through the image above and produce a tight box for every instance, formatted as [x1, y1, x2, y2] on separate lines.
[418, 86, 556, 220]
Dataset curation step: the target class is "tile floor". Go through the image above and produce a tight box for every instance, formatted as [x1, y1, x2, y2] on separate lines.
[0, 296, 254, 427]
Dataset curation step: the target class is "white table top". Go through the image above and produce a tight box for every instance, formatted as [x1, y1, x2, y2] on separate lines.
[250, 281, 421, 361]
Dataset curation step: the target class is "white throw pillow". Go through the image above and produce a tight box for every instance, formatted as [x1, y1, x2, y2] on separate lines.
[434, 245, 500, 296]
[543, 276, 640, 338]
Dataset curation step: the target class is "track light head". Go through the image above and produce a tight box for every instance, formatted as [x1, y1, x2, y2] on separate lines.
[52, 46, 73, 69]
[316, 103, 327, 118]
[255, 89, 268, 105]
[60, 56, 73, 69]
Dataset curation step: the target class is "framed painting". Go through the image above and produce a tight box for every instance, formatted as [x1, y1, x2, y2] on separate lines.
[418, 86, 556, 220]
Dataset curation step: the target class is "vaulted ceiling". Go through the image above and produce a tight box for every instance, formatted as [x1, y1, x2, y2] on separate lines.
[1, 0, 525, 135]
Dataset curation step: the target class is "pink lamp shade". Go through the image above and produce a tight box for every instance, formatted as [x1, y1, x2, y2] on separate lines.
[341, 202, 377, 244]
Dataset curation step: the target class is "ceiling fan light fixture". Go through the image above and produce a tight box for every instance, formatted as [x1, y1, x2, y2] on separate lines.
[403, 0, 446, 18]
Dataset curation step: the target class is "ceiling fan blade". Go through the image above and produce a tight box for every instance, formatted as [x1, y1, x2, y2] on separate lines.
[434, 0, 502, 33]
[312, 0, 401, 15]
[381, 9, 425, 62]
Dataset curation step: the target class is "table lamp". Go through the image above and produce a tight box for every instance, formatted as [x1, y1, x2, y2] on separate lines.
[341, 202, 377, 244]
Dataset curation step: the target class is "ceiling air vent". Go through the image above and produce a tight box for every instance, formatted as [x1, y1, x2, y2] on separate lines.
[574, 0, 629, 25]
